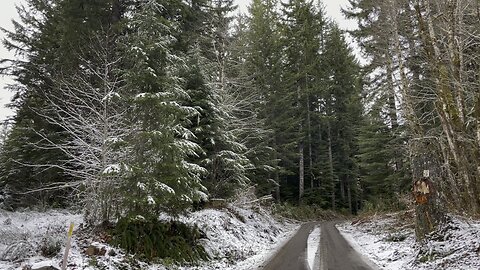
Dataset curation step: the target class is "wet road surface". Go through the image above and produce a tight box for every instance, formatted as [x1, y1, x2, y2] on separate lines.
[261, 221, 378, 270]
[320, 222, 378, 270]
[261, 222, 316, 270]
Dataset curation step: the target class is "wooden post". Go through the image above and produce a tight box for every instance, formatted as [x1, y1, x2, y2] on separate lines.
[62, 222, 74, 270]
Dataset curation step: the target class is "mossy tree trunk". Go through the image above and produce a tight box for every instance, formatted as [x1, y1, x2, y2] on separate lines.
[411, 141, 446, 241]
[414, 177, 444, 241]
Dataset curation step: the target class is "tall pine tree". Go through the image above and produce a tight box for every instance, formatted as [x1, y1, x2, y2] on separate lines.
[119, 0, 206, 218]
[320, 25, 362, 212]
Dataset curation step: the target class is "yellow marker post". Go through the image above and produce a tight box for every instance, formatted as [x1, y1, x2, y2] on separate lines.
[61, 222, 74, 270]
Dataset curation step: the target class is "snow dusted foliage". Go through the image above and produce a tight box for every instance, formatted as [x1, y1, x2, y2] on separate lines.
[120, 0, 207, 217]
[184, 44, 251, 199]
[29, 32, 129, 224]
[10, 0, 209, 223]
[338, 212, 480, 270]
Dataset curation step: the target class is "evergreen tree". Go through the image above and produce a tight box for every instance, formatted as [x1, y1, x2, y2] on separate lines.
[279, 0, 324, 203]
[321, 25, 362, 212]
[182, 0, 252, 198]
[357, 108, 398, 210]
[228, 14, 279, 199]
[120, 0, 206, 217]
[244, 0, 284, 199]
[343, 0, 417, 212]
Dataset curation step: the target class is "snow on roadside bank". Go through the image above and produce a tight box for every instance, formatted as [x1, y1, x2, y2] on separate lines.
[337, 212, 480, 270]
[0, 206, 297, 270]
[178, 206, 298, 270]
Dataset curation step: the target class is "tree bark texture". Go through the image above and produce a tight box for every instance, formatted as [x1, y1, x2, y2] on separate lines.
[411, 140, 446, 241]
[413, 0, 480, 214]
[327, 123, 335, 210]
[299, 142, 305, 202]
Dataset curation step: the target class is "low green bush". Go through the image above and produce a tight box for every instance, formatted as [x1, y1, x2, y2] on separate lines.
[111, 217, 209, 262]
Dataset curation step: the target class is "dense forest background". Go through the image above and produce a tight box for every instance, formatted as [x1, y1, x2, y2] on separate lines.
[0, 0, 479, 224]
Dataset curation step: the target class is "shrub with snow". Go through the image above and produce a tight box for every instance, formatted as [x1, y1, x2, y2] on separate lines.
[39, 225, 66, 258]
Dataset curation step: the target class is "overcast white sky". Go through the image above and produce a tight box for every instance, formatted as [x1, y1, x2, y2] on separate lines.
[0, 0, 20, 122]
[0, 0, 357, 122]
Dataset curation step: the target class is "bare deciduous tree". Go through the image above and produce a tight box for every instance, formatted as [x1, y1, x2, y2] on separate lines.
[29, 33, 129, 223]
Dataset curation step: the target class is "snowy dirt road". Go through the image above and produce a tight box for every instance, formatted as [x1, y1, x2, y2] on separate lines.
[320, 222, 379, 270]
[261, 221, 379, 270]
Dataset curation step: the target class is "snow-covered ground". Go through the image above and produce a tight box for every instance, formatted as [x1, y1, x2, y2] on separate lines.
[0, 209, 83, 269]
[178, 206, 298, 270]
[0, 206, 297, 270]
[338, 211, 480, 270]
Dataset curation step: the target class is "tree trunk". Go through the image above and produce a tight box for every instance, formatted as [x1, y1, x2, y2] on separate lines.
[386, 53, 398, 130]
[438, 138, 461, 207]
[340, 178, 345, 202]
[307, 98, 314, 189]
[318, 111, 323, 189]
[347, 182, 352, 214]
[446, 0, 466, 124]
[274, 145, 281, 202]
[414, 177, 445, 241]
[275, 170, 281, 202]
[327, 123, 335, 210]
[111, 0, 123, 24]
[410, 139, 446, 240]
[299, 142, 304, 203]
[424, 0, 478, 214]
[476, 95, 480, 149]
[390, 1, 417, 134]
